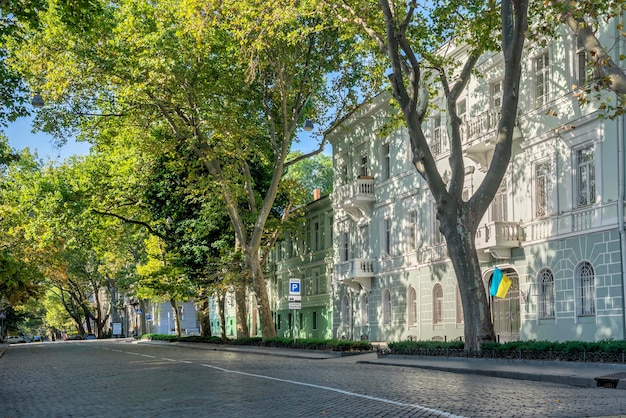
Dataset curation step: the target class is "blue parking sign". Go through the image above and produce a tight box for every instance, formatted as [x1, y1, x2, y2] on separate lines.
[289, 278, 301, 295]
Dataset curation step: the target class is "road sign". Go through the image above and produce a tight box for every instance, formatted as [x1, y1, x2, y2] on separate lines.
[145, 313, 152, 321]
[288, 302, 302, 310]
[289, 278, 301, 295]
[288, 295, 301, 302]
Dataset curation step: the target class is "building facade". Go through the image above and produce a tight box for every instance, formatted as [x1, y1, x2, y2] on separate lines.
[327, 22, 626, 343]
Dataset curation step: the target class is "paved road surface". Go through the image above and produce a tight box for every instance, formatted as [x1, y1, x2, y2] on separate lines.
[1, 340, 625, 417]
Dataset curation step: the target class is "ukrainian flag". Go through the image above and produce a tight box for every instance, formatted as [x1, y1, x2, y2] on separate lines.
[490, 266, 512, 298]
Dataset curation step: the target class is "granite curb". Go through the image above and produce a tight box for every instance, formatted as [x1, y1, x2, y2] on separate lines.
[0, 343, 8, 358]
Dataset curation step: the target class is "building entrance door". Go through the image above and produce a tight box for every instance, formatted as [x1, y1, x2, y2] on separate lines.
[490, 269, 520, 342]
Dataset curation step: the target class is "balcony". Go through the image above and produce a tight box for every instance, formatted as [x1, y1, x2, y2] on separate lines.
[333, 177, 376, 220]
[461, 109, 522, 170]
[475, 221, 525, 259]
[335, 258, 375, 291]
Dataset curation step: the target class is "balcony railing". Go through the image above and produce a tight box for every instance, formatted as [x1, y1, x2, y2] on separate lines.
[333, 177, 375, 219]
[460, 109, 500, 144]
[475, 221, 525, 251]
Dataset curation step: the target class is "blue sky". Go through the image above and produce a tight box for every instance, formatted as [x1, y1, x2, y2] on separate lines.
[5, 115, 327, 161]
[6, 115, 91, 161]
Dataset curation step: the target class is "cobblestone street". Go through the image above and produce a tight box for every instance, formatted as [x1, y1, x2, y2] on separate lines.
[2, 340, 626, 417]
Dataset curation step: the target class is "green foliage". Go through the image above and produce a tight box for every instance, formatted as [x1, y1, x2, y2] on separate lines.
[388, 339, 465, 351]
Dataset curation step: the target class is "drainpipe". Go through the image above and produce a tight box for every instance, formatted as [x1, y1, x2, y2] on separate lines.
[618, 110, 626, 339]
[617, 18, 626, 340]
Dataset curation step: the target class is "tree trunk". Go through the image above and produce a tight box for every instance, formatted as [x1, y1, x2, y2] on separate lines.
[198, 298, 212, 337]
[246, 252, 276, 340]
[235, 284, 249, 338]
[442, 206, 495, 351]
[170, 299, 182, 337]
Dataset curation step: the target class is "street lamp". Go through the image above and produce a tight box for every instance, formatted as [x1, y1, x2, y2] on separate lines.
[303, 118, 314, 131]
[31, 94, 45, 109]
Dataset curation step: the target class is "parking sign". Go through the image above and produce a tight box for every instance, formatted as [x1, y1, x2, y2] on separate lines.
[289, 278, 301, 295]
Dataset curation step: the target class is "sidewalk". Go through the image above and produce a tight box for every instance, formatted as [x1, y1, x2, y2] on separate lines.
[136, 340, 626, 390]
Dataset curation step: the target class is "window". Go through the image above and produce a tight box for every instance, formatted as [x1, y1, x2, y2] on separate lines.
[277, 314, 282, 330]
[538, 268, 555, 319]
[432, 115, 443, 156]
[360, 293, 369, 325]
[457, 98, 467, 121]
[341, 231, 350, 261]
[455, 286, 464, 324]
[408, 210, 418, 252]
[576, 145, 595, 207]
[299, 312, 303, 329]
[382, 143, 391, 180]
[359, 153, 369, 177]
[320, 219, 326, 250]
[288, 313, 293, 329]
[341, 295, 350, 327]
[384, 217, 392, 256]
[312, 312, 318, 330]
[535, 161, 550, 218]
[433, 284, 444, 324]
[278, 279, 283, 298]
[312, 272, 320, 295]
[534, 52, 550, 107]
[359, 224, 370, 258]
[340, 164, 348, 184]
[491, 79, 503, 109]
[576, 261, 595, 316]
[491, 181, 508, 222]
[408, 287, 417, 326]
[432, 204, 444, 246]
[314, 221, 320, 251]
[382, 289, 392, 325]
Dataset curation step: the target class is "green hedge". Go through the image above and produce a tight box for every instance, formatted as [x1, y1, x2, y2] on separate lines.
[143, 334, 372, 351]
[388, 338, 626, 354]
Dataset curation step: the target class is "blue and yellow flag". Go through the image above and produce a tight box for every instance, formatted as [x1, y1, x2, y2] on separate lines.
[490, 267, 512, 298]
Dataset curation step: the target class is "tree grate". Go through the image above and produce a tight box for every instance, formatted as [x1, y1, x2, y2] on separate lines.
[595, 372, 626, 389]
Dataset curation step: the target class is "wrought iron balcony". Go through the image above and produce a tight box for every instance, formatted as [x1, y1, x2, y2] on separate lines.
[333, 177, 375, 220]
[334, 258, 375, 291]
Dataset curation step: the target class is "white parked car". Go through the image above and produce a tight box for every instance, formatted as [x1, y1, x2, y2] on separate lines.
[5, 335, 26, 344]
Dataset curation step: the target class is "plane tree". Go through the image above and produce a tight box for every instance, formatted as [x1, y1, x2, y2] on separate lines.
[7, 0, 364, 339]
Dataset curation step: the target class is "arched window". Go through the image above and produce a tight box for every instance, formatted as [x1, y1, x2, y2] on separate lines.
[341, 295, 350, 327]
[360, 293, 369, 325]
[433, 284, 443, 324]
[408, 287, 417, 326]
[382, 289, 392, 325]
[576, 261, 595, 316]
[538, 268, 555, 319]
[455, 286, 464, 324]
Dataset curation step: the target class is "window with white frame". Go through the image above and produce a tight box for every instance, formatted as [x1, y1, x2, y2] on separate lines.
[491, 79, 503, 109]
[384, 217, 392, 256]
[312, 311, 318, 329]
[408, 287, 417, 326]
[340, 163, 348, 184]
[455, 286, 464, 324]
[432, 115, 443, 156]
[535, 161, 550, 218]
[359, 224, 370, 258]
[537, 267, 555, 319]
[360, 293, 369, 325]
[534, 52, 550, 107]
[359, 152, 369, 177]
[382, 143, 391, 180]
[576, 144, 595, 207]
[341, 295, 350, 327]
[382, 288, 392, 325]
[457, 98, 467, 122]
[576, 261, 595, 316]
[491, 181, 508, 222]
[312, 271, 320, 295]
[408, 210, 418, 252]
[341, 231, 350, 261]
[432, 204, 444, 246]
[314, 220, 320, 251]
[433, 284, 444, 325]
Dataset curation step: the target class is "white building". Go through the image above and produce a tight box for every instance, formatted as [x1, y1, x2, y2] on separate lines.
[329, 21, 626, 343]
